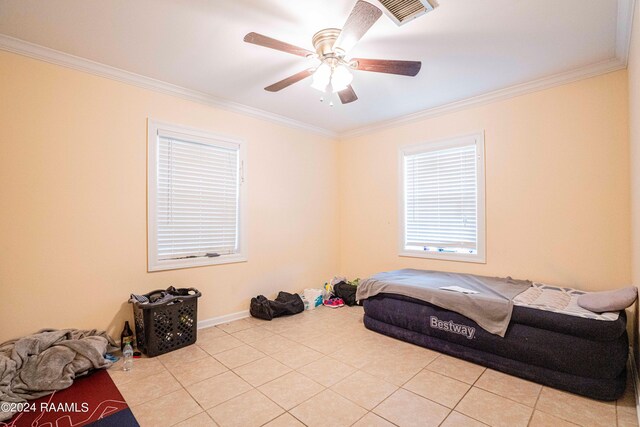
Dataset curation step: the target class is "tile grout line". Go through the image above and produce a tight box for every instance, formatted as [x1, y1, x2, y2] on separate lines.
[247, 309, 395, 426]
[329, 369, 396, 415]
[397, 352, 442, 389]
[256, 368, 326, 406]
[365, 354, 444, 427]
[347, 409, 373, 427]
[248, 313, 343, 425]
[185, 326, 253, 425]
[253, 384, 321, 426]
[372, 412, 401, 427]
[220, 387, 285, 427]
[195, 327, 297, 425]
[471, 372, 542, 409]
[122, 370, 184, 410]
[533, 388, 614, 427]
[156, 357, 209, 426]
[158, 350, 228, 425]
[526, 385, 544, 426]
[364, 394, 403, 427]
[447, 363, 489, 426]
[183, 369, 256, 421]
[396, 354, 461, 427]
[284, 410, 310, 427]
[456, 385, 542, 427]
[226, 321, 330, 426]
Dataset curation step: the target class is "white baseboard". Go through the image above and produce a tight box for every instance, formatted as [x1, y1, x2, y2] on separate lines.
[197, 310, 250, 329]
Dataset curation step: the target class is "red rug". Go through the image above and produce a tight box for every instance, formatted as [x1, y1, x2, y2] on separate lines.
[1, 369, 138, 427]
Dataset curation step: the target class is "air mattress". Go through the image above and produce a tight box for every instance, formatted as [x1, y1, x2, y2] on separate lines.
[362, 293, 628, 400]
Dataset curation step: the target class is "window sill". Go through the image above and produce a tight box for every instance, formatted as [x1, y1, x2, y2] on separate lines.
[148, 254, 247, 272]
[399, 251, 486, 264]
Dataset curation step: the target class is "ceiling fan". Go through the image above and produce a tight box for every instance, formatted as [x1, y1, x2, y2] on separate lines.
[243, 0, 422, 105]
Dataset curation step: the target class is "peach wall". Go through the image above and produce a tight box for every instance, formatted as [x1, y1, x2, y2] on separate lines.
[629, 0, 640, 358]
[631, 0, 640, 297]
[0, 51, 340, 343]
[0, 47, 634, 345]
[338, 71, 631, 291]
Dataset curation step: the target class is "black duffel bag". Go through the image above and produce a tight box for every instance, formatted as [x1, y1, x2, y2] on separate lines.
[250, 295, 274, 320]
[334, 282, 359, 306]
[250, 291, 304, 321]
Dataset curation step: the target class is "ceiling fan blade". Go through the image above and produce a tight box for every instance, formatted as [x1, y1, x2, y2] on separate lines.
[352, 58, 422, 76]
[264, 69, 314, 92]
[334, 1, 383, 53]
[338, 85, 358, 104]
[244, 32, 314, 58]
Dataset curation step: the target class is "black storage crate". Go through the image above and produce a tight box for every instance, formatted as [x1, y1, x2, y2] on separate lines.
[130, 287, 201, 357]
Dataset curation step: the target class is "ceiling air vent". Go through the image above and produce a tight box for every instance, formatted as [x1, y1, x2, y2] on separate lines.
[376, 0, 436, 26]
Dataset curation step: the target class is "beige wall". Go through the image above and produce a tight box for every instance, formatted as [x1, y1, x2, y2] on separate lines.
[0, 51, 340, 343]
[338, 71, 631, 291]
[629, 1, 640, 359]
[0, 48, 634, 345]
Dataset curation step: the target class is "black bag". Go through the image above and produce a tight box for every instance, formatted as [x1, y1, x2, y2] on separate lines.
[250, 295, 274, 320]
[250, 292, 304, 321]
[334, 282, 358, 306]
[271, 291, 304, 317]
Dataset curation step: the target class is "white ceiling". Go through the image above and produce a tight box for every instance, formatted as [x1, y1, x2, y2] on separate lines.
[0, 0, 626, 134]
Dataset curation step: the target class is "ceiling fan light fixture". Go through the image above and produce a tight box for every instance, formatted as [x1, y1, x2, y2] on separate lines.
[331, 65, 353, 92]
[311, 63, 331, 92]
[311, 63, 353, 93]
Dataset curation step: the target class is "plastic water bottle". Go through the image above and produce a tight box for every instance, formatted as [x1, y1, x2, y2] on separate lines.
[122, 343, 134, 371]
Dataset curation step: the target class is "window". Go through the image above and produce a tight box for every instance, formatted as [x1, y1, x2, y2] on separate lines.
[147, 120, 246, 271]
[399, 132, 485, 263]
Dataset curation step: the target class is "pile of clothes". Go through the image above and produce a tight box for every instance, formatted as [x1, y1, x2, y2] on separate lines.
[130, 286, 195, 305]
[0, 329, 116, 421]
[249, 276, 361, 320]
[323, 276, 360, 307]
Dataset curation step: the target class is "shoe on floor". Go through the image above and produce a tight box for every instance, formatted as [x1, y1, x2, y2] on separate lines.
[323, 298, 345, 308]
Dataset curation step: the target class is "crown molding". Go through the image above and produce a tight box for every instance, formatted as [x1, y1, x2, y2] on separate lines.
[617, 0, 637, 66]
[0, 34, 336, 138]
[0, 0, 635, 141]
[339, 0, 636, 139]
[338, 58, 626, 139]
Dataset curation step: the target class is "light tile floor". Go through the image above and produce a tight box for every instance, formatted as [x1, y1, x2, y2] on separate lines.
[108, 305, 639, 427]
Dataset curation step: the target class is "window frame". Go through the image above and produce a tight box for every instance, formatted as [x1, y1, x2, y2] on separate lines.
[147, 119, 247, 272]
[398, 131, 486, 264]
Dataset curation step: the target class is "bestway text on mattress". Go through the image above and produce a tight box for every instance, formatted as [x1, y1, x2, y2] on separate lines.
[430, 316, 476, 339]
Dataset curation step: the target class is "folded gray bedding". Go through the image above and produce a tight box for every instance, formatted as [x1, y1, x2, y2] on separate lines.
[0, 329, 115, 422]
[356, 269, 532, 336]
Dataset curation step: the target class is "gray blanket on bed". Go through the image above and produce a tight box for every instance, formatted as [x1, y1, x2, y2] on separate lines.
[0, 329, 115, 422]
[356, 269, 532, 337]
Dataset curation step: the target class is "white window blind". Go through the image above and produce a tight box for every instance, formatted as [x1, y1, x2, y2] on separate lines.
[148, 121, 246, 271]
[157, 136, 239, 260]
[401, 134, 485, 262]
